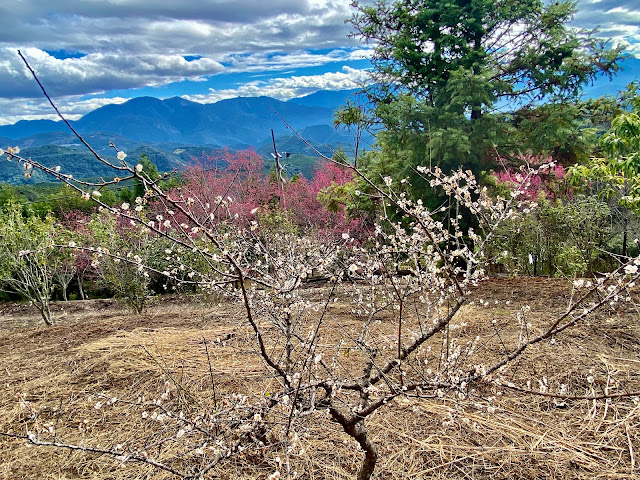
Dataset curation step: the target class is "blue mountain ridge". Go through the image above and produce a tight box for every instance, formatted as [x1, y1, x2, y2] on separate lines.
[0, 94, 341, 146]
[3, 58, 638, 144]
[0, 90, 369, 183]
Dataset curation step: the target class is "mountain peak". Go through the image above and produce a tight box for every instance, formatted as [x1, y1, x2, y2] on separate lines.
[163, 96, 197, 107]
[122, 96, 164, 107]
[0, 90, 355, 146]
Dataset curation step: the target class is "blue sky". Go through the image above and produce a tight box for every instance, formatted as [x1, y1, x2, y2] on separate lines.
[0, 0, 638, 126]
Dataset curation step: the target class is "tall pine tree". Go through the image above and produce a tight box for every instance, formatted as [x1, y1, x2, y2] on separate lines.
[349, 0, 622, 179]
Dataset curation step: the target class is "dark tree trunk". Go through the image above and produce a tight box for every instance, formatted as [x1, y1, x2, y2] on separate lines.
[331, 409, 378, 480]
[38, 301, 53, 326]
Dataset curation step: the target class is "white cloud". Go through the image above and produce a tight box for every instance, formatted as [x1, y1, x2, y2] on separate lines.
[347, 48, 375, 61]
[0, 1, 357, 56]
[573, 0, 640, 56]
[0, 95, 129, 126]
[0, 48, 225, 98]
[0, 0, 351, 25]
[0, 0, 368, 108]
[220, 48, 371, 73]
[183, 65, 371, 103]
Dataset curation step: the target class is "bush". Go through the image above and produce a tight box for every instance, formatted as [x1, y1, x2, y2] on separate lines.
[88, 212, 157, 314]
[488, 196, 612, 277]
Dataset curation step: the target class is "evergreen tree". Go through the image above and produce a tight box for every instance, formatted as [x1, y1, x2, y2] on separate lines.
[349, 0, 622, 179]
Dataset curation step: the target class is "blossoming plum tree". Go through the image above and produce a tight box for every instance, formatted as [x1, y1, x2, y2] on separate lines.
[6, 133, 639, 478]
[0, 203, 58, 325]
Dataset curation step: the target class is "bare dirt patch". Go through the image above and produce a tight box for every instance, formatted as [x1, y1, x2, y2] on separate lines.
[1, 278, 639, 479]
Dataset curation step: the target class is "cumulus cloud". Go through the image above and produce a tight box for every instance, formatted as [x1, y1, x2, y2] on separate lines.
[0, 0, 357, 56]
[0, 48, 224, 98]
[220, 49, 371, 73]
[183, 65, 371, 103]
[573, 0, 640, 53]
[0, 0, 367, 112]
[0, 0, 349, 25]
[0, 96, 129, 126]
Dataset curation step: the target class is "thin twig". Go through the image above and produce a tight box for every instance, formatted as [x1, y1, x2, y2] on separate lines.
[17, 51, 128, 172]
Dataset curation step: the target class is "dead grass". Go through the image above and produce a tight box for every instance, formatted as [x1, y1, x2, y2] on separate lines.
[1, 278, 639, 479]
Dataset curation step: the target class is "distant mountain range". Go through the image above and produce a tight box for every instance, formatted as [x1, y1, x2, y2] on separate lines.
[1, 89, 361, 144]
[0, 89, 365, 183]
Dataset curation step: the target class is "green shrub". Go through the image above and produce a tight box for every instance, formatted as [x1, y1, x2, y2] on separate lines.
[488, 196, 612, 277]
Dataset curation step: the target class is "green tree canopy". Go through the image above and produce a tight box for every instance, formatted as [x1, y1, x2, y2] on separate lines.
[570, 83, 640, 205]
[349, 0, 622, 181]
[0, 204, 58, 325]
[351, 0, 620, 112]
[569, 83, 640, 256]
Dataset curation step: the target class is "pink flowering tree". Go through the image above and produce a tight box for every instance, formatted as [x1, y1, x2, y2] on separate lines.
[59, 210, 98, 300]
[175, 148, 274, 226]
[284, 161, 365, 239]
[176, 150, 365, 242]
[492, 154, 570, 201]
[489, 155, 616, 276]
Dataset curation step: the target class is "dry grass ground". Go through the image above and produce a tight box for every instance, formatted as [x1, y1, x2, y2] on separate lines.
[1, 277, 639, 479]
